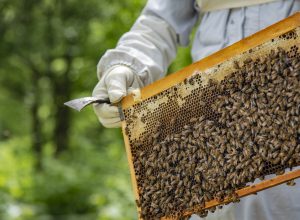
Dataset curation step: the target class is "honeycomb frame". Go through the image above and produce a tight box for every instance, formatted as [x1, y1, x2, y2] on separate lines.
[121, 13, 300, 220]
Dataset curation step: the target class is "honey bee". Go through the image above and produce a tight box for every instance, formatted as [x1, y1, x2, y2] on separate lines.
[197, 210, 208, 218]
[170, 118, 177, 127]
[153, 131, 161, 140]
[286, 180, 296, 186]
[243, 57, 253, 64]
[276, 170, 285, 176]
[135, 199, 141, 207]
[233, 60, 240, 69]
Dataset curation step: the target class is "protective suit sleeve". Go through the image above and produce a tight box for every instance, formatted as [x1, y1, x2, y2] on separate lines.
[97, 0, 199, 86]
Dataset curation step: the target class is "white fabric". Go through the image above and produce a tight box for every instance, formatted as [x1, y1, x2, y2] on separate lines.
[192, 0, 300, 61]
[92, 65, 144, 128]
[93, 0, 300, 218]
[196, 0, 279, 12]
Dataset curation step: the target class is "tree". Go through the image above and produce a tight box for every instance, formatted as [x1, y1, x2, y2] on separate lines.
[0, 0, 147, 165]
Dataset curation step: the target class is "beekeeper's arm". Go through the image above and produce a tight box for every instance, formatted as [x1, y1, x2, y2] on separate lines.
[92, 0, 198, 127]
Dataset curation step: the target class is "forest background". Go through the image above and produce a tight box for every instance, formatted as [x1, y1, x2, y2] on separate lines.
[0, 0, 194, 219]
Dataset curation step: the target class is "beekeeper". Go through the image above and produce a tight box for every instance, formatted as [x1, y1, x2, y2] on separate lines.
[92, 0, 300, 219]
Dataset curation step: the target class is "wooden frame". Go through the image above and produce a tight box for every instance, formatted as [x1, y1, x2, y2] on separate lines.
[121, 12, 300, 219]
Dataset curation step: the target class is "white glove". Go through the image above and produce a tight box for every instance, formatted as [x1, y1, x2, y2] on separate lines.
[92, 65, 144, 128]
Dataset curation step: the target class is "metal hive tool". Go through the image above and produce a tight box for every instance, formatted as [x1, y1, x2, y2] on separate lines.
[120, 13, 300, 220]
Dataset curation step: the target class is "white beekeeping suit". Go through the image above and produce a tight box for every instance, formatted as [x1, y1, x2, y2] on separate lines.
[92, 0, 300, 219]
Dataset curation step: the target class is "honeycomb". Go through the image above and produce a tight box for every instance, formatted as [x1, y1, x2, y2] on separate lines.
[122, 25, 300, 219]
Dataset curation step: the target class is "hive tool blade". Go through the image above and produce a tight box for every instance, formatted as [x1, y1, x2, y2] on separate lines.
[64, 97, 110, 112]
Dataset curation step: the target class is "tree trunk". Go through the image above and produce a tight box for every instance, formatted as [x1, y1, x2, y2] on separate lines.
[53, 55, 72, 156]
[31, 68, 43, 169]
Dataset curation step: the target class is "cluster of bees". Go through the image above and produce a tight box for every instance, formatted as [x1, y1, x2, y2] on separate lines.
[132, 47, 300, 220]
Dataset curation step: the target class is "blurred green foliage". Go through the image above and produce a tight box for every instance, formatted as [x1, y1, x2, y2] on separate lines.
[0, 0, 192, 219]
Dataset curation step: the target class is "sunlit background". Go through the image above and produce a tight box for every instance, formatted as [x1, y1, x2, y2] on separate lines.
[0, 0, 193, 219]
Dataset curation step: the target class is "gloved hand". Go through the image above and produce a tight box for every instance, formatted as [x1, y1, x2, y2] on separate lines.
[92, 65, 144, 128]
